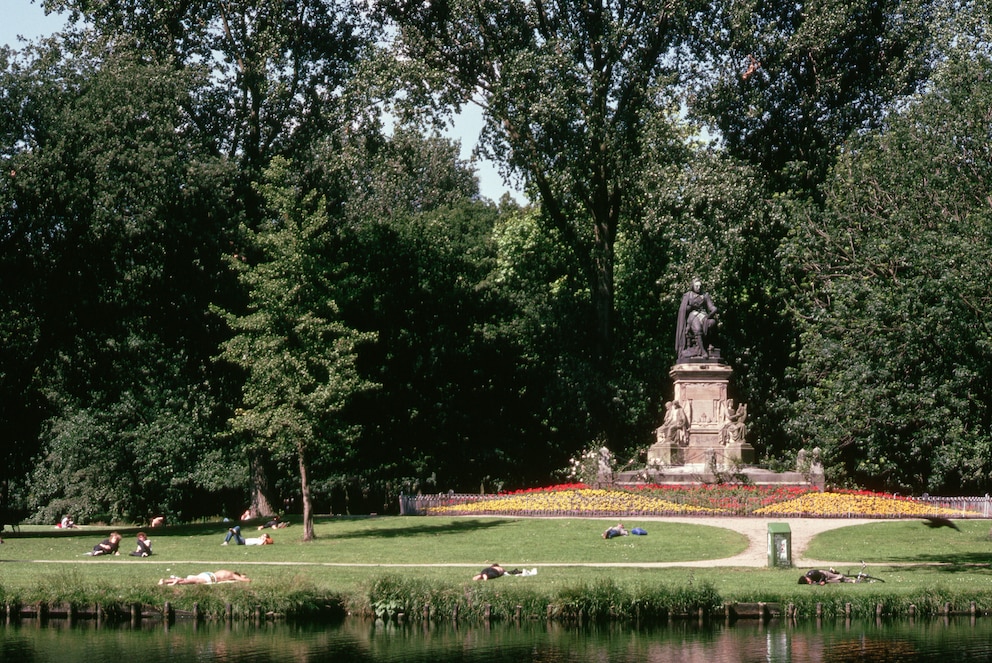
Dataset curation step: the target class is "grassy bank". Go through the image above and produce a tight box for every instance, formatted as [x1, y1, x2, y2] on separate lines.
[2, 516, 991, 623]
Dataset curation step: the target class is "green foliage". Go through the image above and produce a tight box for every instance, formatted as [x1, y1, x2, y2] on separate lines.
[386, 0, 706, 447]
[0, 34, 242, 523]
[218, 157, 378, 536]
[4, 0, 992, 512]
[685, 0, 933, 194]
[783, 50, 992, 492]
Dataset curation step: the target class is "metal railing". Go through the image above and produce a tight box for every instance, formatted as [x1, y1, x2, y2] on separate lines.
[399, 493, 493, 516]
[913, 494, 992, 517]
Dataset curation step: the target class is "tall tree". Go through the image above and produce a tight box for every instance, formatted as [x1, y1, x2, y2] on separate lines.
[674, 0, 937, 462]
[383, 0, 703, 444]
[783, 49, 992, 492]
[0, 35, 240, 522]
[218, 158, 376, 540]
[307, 128, 549, 503]
[685, 0, 934, 195]
[47, 0, 373, 514]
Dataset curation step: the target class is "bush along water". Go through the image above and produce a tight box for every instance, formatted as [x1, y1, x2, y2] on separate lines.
[5, 577, 992, 625]
[360, 575, 722, 624]
[0, 579, 348, 624]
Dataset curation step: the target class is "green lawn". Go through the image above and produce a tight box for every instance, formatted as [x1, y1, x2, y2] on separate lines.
[805, 519, 992, 566]
[2, 516, 992, 615]
[0, 516, 745, 591]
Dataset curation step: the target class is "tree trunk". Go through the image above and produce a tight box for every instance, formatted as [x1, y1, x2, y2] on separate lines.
[298, 448, 314, 542]
[248, 452, 278, 518]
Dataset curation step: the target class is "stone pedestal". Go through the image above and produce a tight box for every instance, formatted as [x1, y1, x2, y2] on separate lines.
[648, 362, 754, 471]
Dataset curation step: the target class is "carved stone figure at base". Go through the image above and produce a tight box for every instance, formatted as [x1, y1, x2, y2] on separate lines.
[658, 400, 689, 446]
[720, 399, 747, 445]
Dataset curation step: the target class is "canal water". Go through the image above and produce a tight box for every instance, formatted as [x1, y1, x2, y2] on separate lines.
[2, 616, 991, 662]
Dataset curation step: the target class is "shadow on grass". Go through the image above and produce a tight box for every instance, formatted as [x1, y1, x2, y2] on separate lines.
[4, 516, 512, 542]
[321, 518, 512, 541]
[877, 553, 992, 570]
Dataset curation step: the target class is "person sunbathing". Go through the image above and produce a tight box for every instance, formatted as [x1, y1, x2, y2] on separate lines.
[257, 515, 290, 530]
[158, 570, 250, 585]
[798, 568, 852, 584]
[602, 522, 628, 539]
[222, 526, 274, 546]
[473, 563, 506, 581]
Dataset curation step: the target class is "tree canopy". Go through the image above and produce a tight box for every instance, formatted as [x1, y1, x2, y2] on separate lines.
[1, 0, 990, 524]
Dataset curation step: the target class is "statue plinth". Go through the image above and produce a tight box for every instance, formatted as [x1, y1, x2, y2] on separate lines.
[648, 362, 754, 470]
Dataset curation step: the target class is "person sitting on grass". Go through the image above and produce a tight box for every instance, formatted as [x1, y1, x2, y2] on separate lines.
[87, 532, 122, 556]
[158, 569, 250, 585]
[602, 522, 628, 539]
[798, 568, 853, 584]
[129, 532, 152, 557]
[473, 563, 505, 581]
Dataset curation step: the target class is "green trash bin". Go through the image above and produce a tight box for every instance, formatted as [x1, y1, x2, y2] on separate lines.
[767, 523, 792, 568]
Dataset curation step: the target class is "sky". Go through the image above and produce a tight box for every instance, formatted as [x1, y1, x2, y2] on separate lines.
[2, 0, 523, 203]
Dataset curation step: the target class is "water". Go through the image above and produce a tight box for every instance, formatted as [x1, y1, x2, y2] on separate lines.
[2, 616, 991, 662]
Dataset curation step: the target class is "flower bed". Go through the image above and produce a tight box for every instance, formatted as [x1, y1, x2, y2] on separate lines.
[422, 484, 978, 518]
[752, 490, 964, 518]
[425, 488, 723, 516]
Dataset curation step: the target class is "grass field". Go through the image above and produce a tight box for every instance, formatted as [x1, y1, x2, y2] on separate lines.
[2, 515, 992, 621]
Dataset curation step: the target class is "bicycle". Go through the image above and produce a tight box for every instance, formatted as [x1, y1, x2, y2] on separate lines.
[850, 561, 885, 583]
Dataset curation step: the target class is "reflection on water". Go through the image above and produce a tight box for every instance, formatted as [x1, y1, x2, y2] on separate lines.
[2, 615, 991, 662]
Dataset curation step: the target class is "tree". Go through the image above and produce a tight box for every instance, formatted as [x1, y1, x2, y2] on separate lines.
[218, 158, 376, 540]
[783, 50, 992, 492]
[1, 35, 241, 523]
[47, 0, 374, 515]
[685, 0, 933, 195]
[672, 0, 938, 464]
[303, 128, 557, 503]
[383, 0, 703, 444]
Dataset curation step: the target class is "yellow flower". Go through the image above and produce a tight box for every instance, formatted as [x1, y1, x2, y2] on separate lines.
[426, 489, 724, 516]
[753, 492, 963, 518]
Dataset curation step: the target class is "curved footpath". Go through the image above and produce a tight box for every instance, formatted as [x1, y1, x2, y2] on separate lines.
[633, 516, 879, 568]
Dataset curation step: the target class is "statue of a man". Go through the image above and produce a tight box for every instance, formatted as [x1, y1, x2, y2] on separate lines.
[675, 276, 718, 361]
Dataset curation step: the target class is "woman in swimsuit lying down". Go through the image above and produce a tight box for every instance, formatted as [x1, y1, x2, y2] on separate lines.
[158, 569, 250, 585]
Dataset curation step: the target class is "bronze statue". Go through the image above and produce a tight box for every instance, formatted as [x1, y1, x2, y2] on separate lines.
[675, 277, 718, 361]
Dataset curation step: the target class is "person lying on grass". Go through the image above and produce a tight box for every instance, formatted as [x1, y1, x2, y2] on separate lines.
[257, 515, 290, 530]
[159, 570, 250, 585]
[798, 568, 853, 584]
[602, 522, 627, 539]
[473, 563, 505, 581]
[222, 525, 274, 546]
